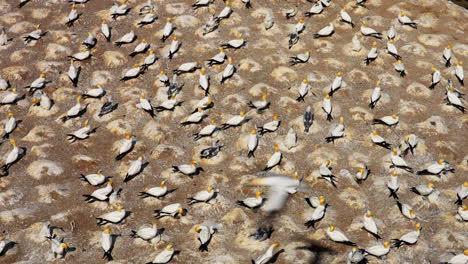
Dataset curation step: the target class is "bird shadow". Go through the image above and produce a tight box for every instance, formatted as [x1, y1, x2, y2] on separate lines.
[293, 238, 336, 264]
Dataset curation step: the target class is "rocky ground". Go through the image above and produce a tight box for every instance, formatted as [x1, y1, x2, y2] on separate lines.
[0, 0, 467, 263]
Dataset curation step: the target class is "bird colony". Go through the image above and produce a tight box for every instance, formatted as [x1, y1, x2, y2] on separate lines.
[0, 0, 467, 263]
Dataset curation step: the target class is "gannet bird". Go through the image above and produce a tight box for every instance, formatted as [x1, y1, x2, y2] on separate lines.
[305, 1, 323, 16]
[221, 111, 247, 130]
[200, 140, 223, 159]
[387, 39, 401, 60]
[173, 62, 199, 75]
[138, 0, 154, 14]
[192, 97, 214, 113]
[362, 211, 381, 239]
[101, 19, 111, 41]
[284, 127, 297, 150]
[285, 7, 297, 19]
[428, 67, 441, 89]
[288, 32, 299, 49]
[286, 172, 303, 194]
[110, 0, 130, 19]
[147, 245, 175, 264]
[443, 44, 452, 67]
[67, 60, 80, 87]
[1, 88, 24, 105]
[290, 51, 310, 66]
[60, 96, 87, 122]
[304, 196, 328, 228]
[124, 156, 145, 182]
[304, 105, 314, 132]
[115, 31, 136, 46]
[82, 32, 97, 49]
[221, 34, 246, 49]
[398, 12, 417, 28]
[2, 113, 19, 139]
[154, 203, 185, 219]
[0, 27, 11, 46]
[237, 191, 264, 209]
[391, 148, 413, 173]
[455, 182, 468, 205]
[83, 181, 113, 203]
[96, 205, 128, 225]
[441, 249, 468, 264]
[202, 15, 219, 35]
[0, 75, 9, 90]
[129, 39, 149, 57]
[365, 241, 390, 258]
[121, 64, 143, 81]
[34, 91, 53, 110]
[319, 160, 337, 188]
[131, 223, 162, 242]
[155, 95, 182, 112]
[370, 131, 391, 149]
[263, 145, 282, 171]
[373, 114, 399, 127]
[294, 18, 305, 34]
[138, 10, 157, 27]
[417, 159, 454, 176]
[313, 23, 334, 38]
[446, 87, 465, 112]
[249, 175, 301, 212]
[220, 57, 236, 84]
[411, 183, 435, 199]
[187, 187, 217, 204]
[296, 79, 310, 102]
[24, 25, 46, 43]
[352, 35, 361, 52]
[25, 73, 47, 95]
[191, 119, 217, 141]
[364, 42, 378, 65]
[48, 237, 69, 259]
[360, 23, 382, 39]
[161, 18, 174, 42]
[356, 0, 368, 8]
[387, 25, 396, 40]
[80, 170, 111, 186]
[141, 50, 158, 70]
[369, 80, 381, 108]
[167, 36, 181, 59]
[101, 228, 113, 261]
[18, 0, 31, 8]
[156, 71, 169, 86]
[392, 223, 421, 247]
[82, 84, 106, 100]
[455, 61, 464, 85]
[329, 72, 343, 96]
[340, 6, 354, 27]
[394, 60, 406, 77]
[173, 160, 203, 177]
[347, 247, 366, 264]
[66, 4, 80, 27]
[115, 134, 135, 160]
[195, 225, 217, 251]
[215, 1, 233, 22]
[181, 108, 207, 126]
[206, 47, 226, 66]
[326, 225, 356, 246]
[325, 117, 345, 143]
[247, 94, 270, 113]
[248, 94, 270, 111]
[322, 93, 333, 121]
[1, 139, 25, 173]
[192, 0, 213, 10]
[139, 181, 173, 200]
[98, 96, 118, 117]
[0, 236, 15, 256]
[67, 120, 96, 143]
[403, 134, 419, 155]
[354, 167, 370, 184]
[242, 0, 252, 8]
[396, 200, 416, 219]
[258, 115, 280, 135]
[247, 129, 259, 158]
[456, 205, 468, 222]
[137, 92, 155, 118]
[68, 48, 91, 61]
[387, 171, 400, 199]
[252, 242, 281, 264]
